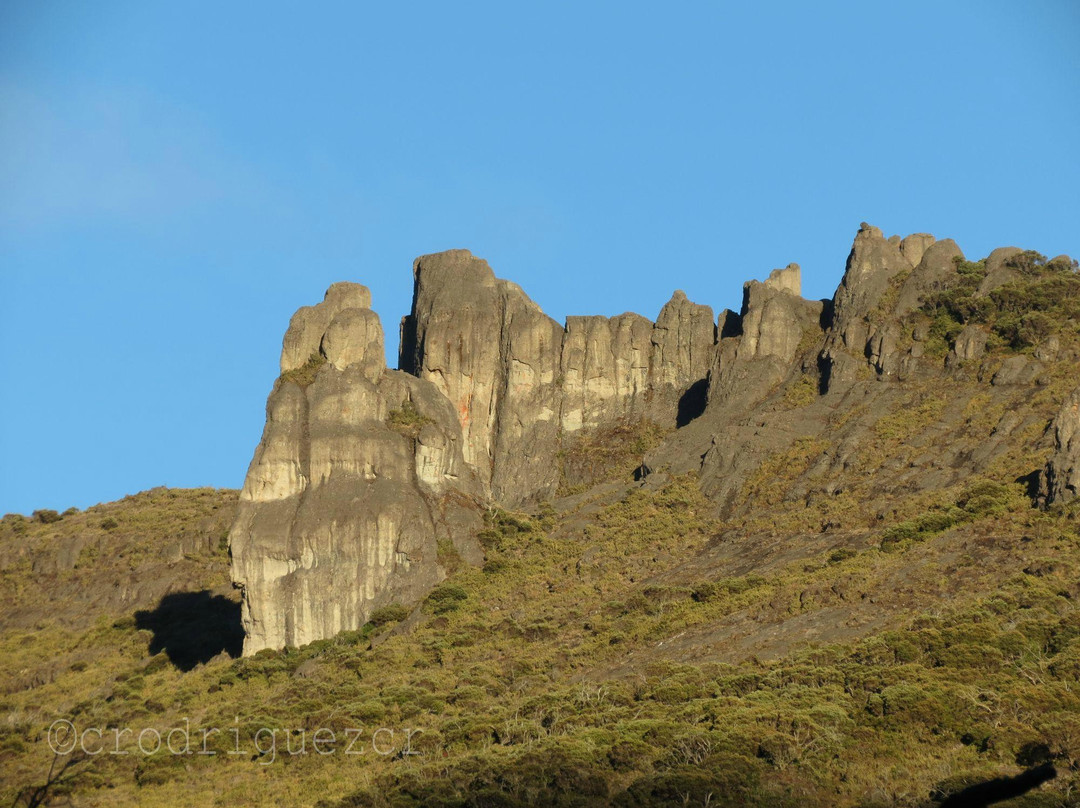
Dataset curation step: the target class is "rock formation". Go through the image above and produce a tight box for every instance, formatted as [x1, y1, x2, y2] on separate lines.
[400, 249, 717, 504]
[230, 283, 484, 655]
[1042, 386, 1080, 505]
[232, 223, 1079, 654]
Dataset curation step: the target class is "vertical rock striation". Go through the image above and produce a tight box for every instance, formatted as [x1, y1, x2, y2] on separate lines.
[399, 250, 565, 504]
[400, 249, 718, 505]
[230, 284, 483, 655]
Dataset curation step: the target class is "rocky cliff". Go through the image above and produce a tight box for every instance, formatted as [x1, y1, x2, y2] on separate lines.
[231, 225, 1078, 653]
[399, 249, 716, 504]
[230, 283, 484, 655]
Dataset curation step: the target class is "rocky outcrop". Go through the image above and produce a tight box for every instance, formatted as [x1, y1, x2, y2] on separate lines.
[739, 278, 817, 362]
[818, 225, 975, 388]
[233, 222, 1077, 653]
[1041, 386, 1080, 505]
[400, 250, 717, 504]
[560, 313, 653, 432]
[280, 283, 374, 373]
[899, 233, 935, 268]
[895, 239, 964, 314]
[977, 247, 1024, 297]
[703, 269, 822, 412]
[647, 291, 716, 420]
[399, 250, 565, 504]
[231, 285, 483, 655]
[828, 223, 911, 352]
[234, 255, 727, 653]
[764, 263, 801, 295]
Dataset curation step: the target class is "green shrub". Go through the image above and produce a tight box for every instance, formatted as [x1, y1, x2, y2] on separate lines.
[958, 480, 1026, 517]
[425, 584, 468, 614]
[880, 507, 965, 550]
[101, 517, 119, 531]
[476, 528, 503, 551]
[386, 399, 433, 439]
[436, 538, 462, 571]
[692, 575, 766, 603]
[782, 375, 818, 408]
[280, 352, 326, 388]
[557, 418, 670, 494]
[367, 604, 409, 627]
[33, 509, 62, 524]
[916, 252, 1080, 353]
[828, 548, 858, 564]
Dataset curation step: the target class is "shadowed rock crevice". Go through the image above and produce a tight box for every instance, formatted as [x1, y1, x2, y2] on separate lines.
[134, 590, 243, 671]
[676, 378, 708, 427]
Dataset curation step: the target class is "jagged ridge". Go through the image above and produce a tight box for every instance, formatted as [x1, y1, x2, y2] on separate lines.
[229, 224, 1080, 654]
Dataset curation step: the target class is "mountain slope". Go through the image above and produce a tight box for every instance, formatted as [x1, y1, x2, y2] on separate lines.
[2, 225, 1079, 807]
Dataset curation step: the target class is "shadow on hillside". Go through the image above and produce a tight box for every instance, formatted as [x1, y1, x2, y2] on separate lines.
[135, 590, 243, 671]
[1017, 469, 1042, 501]
[935, 762, 1056, 807]
[676, 378, 709, 427]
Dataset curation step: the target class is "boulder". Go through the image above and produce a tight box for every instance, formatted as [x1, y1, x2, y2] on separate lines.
[1041, 386, 1080, 504]
[899, 233, 935, 268]
[976, 247, 1024, 297]
[894, 239, 964, 314]
[952, 324, 988, 363]
[990, 355, 1043, 386]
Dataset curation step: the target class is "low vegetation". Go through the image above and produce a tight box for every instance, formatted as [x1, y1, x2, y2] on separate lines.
[280, 352, 327, 388]
[386, 400, 434, 439]
[4, 252, 1080, 805]
[918, 252, 1080, 355]
[556, 419, 669, 496]
[1, 468, 1077, 806]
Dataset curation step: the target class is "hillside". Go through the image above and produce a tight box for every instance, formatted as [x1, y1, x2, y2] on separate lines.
[2, 224, 1079, 807]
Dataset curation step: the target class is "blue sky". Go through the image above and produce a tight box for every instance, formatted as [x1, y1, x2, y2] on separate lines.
[1, 1, 1078, 514]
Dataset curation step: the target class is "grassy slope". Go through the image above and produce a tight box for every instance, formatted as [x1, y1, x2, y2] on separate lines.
[1, 475, 1078, 807]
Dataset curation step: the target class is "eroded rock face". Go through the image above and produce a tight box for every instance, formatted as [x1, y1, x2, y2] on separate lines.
[895, 239, 964, 314]
[1042, 386, 1080, 505]
[400, 250, 718, 504]
[829, 223, 911, 352]
[399, 249, 565, 503]
[231, 287, 483, 655]
[280, 282, 373, 373]
[977, 247, 1024, 297]
[235, 222, 1069, 653]
[648, 291, 717, 422]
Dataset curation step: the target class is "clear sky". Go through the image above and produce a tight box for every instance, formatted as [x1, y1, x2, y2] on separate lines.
[1, 1, 1078, 514]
